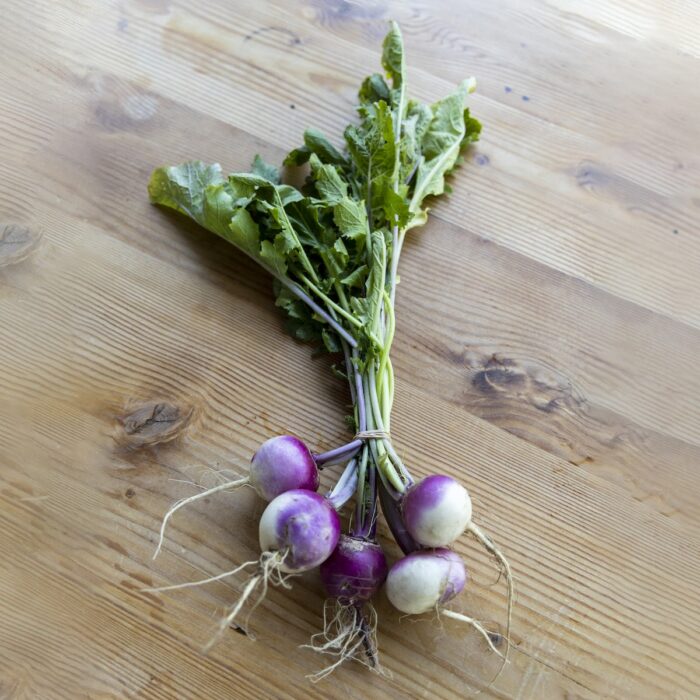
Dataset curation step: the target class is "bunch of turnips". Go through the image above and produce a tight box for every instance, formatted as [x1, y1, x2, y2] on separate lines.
[147, 21, 513, 678]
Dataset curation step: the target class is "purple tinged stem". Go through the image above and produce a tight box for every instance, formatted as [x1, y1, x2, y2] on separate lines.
[352, 446, 369, 538]
[353, 348, 367, 432]
[341, 339, 356, 406]
[365, 461, 378, 539]
[314, 439, 363, 468]
[281, 278, 357, 348]
[378, 479, 418, 554]
[327, 458, 358, 510]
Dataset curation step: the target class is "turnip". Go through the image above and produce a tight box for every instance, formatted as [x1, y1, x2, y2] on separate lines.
[386, 549, 502, 656]
[258, 490, 340, 573]
[252, 435, 320, 500]
[203, 489, 341, 644]
[306, 535, 388, 679]
[386, 548, 466, 614]
[319, 536, 388, 603]
[402, 475, 472, 547]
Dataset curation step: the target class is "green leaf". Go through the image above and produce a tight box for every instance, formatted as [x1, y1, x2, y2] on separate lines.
[228, 172, 274, 196]
[408, 101, 433, 144]
[382, 21, 405, 90]
[401, 101, 432, 181]
[304, 128, 346, 165]
[383, 186, 410, 228]
[260, 238, 288, 277]
[318, 246, 345, 282]
[421, 86, 469, 160]
[330, 362, 348, 381]
[266, 188, 321, 283]
[464, 109, 482, 143]
[201, 182, 238, 237]
[349, 296, 370, 324]
[341, 265, 368, 288]
[273, 279, 326, 346]
[251, 154, 281, 184]
[285, 128, 346, 167]
[202, 183, 262, 256]
[343, 124, 367, 169]
[286, 317, 322, 343]
[148, 161, 224, 221]
[276, 184, 304, 205]
[333, 198, 368, 241]
[322, 328, 341, 353]
[310, 154, 348, 203]
[410, 80, 479, 211]
[274, 282, 305, 319]
[344, 100, 396, 230]
[359, 73, 391, 104]
[227, 208, 261, 256]
[283, 145, 312, 167]
[333, 237, 349, 263]
[286, 197, 323, 250]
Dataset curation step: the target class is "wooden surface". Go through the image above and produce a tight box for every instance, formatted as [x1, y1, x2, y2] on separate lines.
[1, 1, 699, 698]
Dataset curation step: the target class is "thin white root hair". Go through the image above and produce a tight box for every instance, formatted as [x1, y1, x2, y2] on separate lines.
[441, 609, 504, 658]
[203, 550, 293, 652]
[142, 559, 258, 593]
[153, 475, 250, 559]
[240, 549, 294, 633]
[467, 521, 514, 662]
[303, 600, 387, 682]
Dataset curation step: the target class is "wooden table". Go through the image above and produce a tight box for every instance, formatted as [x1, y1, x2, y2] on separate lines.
[2, 1, 699, 697]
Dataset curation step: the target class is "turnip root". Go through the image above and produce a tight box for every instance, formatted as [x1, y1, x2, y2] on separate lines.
[305, 535, 389, 680]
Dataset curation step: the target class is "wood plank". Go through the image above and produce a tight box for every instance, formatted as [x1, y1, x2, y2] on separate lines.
[2, 0, 699, 697]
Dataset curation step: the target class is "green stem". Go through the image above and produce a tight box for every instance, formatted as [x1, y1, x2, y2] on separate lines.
[376, 290, 395, 423]
[381, 373, 391, 431]
[273, 190, 320, 285]
[294, 271, 363, 328]
[333, 280, 351, 312]
[366, 157, 373, 254]
[363, 372, 404, 493]
[386, 356, 395, 415]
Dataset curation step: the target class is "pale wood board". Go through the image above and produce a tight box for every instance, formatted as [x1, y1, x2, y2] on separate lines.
[1, 0, 699, 698]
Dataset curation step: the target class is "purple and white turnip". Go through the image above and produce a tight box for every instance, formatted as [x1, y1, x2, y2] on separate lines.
[259, 490, 341, 573]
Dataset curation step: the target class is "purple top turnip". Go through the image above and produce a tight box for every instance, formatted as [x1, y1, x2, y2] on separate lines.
[259, 489, 340, 573]
[402, 475, 472, 547]
[250, 435, 320, 501]
[320, 535, 388, 604]
[385, 548, 467, 615]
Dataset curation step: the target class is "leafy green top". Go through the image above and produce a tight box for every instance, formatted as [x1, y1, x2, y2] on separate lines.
[148, 21, 480, 360]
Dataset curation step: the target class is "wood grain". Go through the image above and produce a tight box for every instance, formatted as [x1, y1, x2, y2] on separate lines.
[1, 1, 699, 698]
